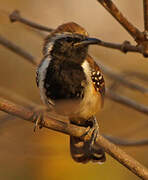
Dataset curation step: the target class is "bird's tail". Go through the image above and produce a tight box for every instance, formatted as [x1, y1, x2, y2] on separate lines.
[70, 117, 106, 163]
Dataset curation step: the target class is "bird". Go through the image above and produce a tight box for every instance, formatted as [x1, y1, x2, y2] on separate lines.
[36, 22, 106, 163]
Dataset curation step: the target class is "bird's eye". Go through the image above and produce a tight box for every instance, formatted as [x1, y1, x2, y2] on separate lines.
[66, 37, 73, 43]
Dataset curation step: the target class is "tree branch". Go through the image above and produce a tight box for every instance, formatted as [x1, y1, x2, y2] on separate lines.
[9, 10, 53, 32]
[0, 97, 148, 179]
[97, 0, 145, 43]
[0, 87, 37, 108]
[8, 10, 147, 56]
[123, 71, 148, 82]
[1, 86, 148, 147]
[10, 6, 144, 44]
[104, 135, 148, 146]
[143, 0, 148, 31]
[96, 40, 143, 54]
[0, 35, 36, 65]
[106, 89, 148, 115]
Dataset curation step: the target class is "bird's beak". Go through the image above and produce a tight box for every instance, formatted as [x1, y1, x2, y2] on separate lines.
[74, 37, 101, 47]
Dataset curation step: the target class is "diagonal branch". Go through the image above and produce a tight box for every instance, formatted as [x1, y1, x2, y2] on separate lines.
[1, 88, 148, 147]
[96, 40, 142, 54]
[106, 89, 148, 115]
[0, 33, 144, 61]
[1, 34, 140, 64]
[0, 87, 37, 108]
[8, 10, 146, 56]
[97, 0, 145, 43]
[0, 97, 148, 179]
[9, 10, 53, 32]
[0, 35, 36, 65]
[104, 135, 148, 146]
[123, 71, 148, 83]
[143, 0, 148, 32]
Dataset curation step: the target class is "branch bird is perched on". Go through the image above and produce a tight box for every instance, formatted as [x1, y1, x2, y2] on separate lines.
[36, 22, 105, 163]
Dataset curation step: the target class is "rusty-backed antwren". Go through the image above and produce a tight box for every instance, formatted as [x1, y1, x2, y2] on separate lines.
[36, 22, 105, 163]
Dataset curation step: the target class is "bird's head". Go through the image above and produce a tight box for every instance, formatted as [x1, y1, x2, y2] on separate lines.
[43, 33, 100, 64]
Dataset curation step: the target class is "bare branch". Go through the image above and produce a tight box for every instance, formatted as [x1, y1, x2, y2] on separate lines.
[1, 88, 148, 147]
[97, 0, 145, 43]
[0, 97, 148, 179]
[96, 40, 143, 54]
[0, 35, 36, 65]
[98, 137, 148, 180]
[8, 8, 145, 43]
[10, 6, 144, 44]
[0, 87, 37, 108]
[104, 135, 148, 146]
[8, 10, 146, 56]
[106, 89, 148, 115]
[143, 0, 148, 31]
[124, 71, 148, 82]
[9, 10, 53, 32]
[1, 87, 148, 147]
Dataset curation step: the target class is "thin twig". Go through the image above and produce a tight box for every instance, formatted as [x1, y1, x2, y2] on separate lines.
[97, 0, 145, 43]
[143, 0, 148, 32]
[124, 71, 148, 82]
[1, 85, 148, 147]
[120, 120, 148, 138]
[0, 35, 36, 65]
[0, 34, 144, 65]
[0, 87, 37, 108]
[96, 60, 148, 94]
[1, 89, 148, 147]
[96, 40, 142, 54]
[9, 10, 53, 32]
[8, 10, 146, 56]
[106, 89, 148, 115]
[104, 135, 148, 146]
[106, 70, 148, 94]
[0, 97, 148, 179]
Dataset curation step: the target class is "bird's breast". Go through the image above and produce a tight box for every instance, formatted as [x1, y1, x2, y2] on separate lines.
[37, 58, 102, 120]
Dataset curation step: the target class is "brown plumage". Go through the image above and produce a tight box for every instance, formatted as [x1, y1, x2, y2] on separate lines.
[36, 22, 105, 163]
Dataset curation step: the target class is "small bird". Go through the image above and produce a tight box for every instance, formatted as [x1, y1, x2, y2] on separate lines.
[36, 22, 105, 163]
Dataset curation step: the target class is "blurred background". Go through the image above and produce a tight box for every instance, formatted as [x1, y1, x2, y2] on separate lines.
[0, 0, 148, 179]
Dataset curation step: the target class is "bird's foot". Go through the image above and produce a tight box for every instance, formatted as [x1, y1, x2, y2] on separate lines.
[82, 117, 99, 151]
[32, 106, 47, 132]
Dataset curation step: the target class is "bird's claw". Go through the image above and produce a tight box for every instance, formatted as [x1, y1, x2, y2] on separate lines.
[32, 106, 47, 132]
[33, 112, 44, 132]
[82, 117, 99, 151]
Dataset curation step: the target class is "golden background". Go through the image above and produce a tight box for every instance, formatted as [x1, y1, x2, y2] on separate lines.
[0, 0, 148, 179]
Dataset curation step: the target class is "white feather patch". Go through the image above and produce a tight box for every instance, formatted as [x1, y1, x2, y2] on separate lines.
[45, 42, 54, 55]
[38, 56, 54, 106]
